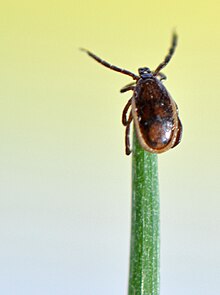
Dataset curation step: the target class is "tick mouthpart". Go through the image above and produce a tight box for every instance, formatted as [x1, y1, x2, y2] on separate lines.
[138, 67, 153, 79]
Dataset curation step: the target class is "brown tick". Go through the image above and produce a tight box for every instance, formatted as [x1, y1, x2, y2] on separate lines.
[81, 33, 182, 155]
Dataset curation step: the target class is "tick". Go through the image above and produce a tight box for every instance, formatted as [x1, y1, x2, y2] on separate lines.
[81, 33, 182, 155]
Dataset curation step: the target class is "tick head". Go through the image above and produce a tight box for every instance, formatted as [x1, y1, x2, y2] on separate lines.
[138, 67, 153, 79]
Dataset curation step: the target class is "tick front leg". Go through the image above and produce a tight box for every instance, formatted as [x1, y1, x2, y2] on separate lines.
[120, 82, 136, 93]
[125, 111, 133, 155]
[80, 48, 139, 80]
[153, 32, 178, 75]
[122, 98, 132, 126]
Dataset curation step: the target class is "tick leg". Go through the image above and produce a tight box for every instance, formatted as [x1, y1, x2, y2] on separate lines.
[122, 98, 132, 126]
[120, 82, 136, 93]
[153, 32, 178, 75]
[172, 118, 183, 148]
[157, 72, 167, 81]
[125, 111, 133, 155]
[80, 48, 139, 80]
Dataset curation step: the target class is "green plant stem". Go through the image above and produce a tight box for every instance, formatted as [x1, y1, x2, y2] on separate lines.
[128, 130, 160, 295]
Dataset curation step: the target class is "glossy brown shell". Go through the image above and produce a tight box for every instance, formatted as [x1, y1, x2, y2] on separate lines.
[132, 77, 181, 153]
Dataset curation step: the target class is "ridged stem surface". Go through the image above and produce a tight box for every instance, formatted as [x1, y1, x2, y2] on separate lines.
[128, 130, 160, 295]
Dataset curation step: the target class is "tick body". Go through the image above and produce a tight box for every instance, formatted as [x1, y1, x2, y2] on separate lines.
[132, 75, 182, 153]
[81, 33, 182, 155]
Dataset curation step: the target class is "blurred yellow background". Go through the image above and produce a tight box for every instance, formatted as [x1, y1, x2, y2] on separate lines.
[0, 0, 219, 294]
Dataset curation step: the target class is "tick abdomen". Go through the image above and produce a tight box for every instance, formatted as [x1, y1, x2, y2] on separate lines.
[146, 118, 173, 148]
